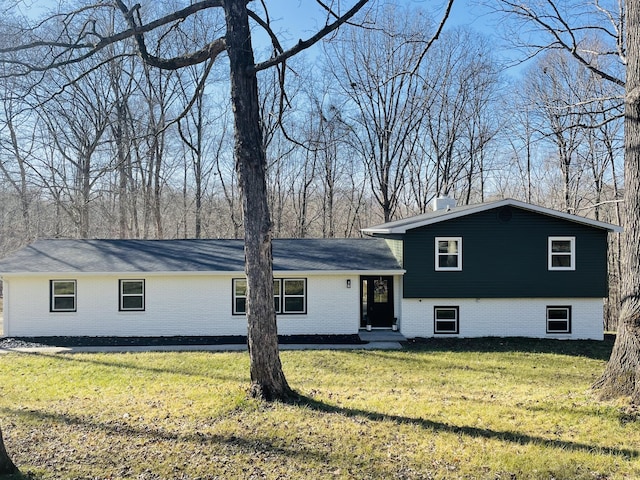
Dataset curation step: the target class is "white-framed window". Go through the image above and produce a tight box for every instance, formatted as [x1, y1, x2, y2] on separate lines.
[434, 306, 459, 334]
[233, 278, 307, 315]
[546, 306, 571, 333]
[119, 279, 145, 311]
[435, 237, 462, 271]
[50, 280, 77, 312]
[548, 236, 575, 270]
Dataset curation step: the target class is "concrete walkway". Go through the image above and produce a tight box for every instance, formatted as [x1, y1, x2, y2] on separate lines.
[0, 339, 404, 355]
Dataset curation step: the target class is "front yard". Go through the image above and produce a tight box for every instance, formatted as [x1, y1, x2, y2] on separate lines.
[0, 338, 637, 479]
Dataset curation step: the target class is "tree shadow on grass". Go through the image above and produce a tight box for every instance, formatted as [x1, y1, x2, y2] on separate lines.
[1, 395, 637, 479]
[291, 394, 638, 460]
[1, 472, 42, 480]
[0, 406, 331, 471]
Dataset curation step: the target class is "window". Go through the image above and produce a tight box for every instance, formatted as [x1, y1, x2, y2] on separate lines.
[282, 279, 306, 313]
[435, 237, 462, 271]
[547, 306, 571, 333]
[233, 278, 248, 315]
[434, 306, 459, 334]
[548, 237, 575, 270]
[50, 280, 76, 312]
[233, 278, 307, 315]
[119, 279, 145, 311]
[373, 278, 388, 304]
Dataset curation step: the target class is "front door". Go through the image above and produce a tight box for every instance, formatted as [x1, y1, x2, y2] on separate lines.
[361, 276, 394, 328]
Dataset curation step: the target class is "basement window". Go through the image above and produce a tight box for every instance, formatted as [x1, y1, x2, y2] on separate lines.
[547, 306, 571, 334]
[434, 306, 459, 334]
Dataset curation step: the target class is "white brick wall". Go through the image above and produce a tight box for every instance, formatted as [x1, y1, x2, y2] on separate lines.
[3, 273, 605, 340]
[3, 274, 361, 337]
[400, 297, 604, 340]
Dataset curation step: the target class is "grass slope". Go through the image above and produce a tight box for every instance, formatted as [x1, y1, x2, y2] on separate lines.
[0, 338, 638, 479]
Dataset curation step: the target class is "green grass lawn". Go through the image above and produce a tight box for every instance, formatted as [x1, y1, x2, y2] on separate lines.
[0, 337, 638, 479]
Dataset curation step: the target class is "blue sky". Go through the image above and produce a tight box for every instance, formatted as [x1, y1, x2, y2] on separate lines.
[257, 0, 497, 48]
[23, 1, 497, 44]
[247, 0, 505, 69]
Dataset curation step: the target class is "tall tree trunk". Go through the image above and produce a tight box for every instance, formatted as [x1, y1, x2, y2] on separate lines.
[224, 0, 294, 401]
[594, 0, 640, 403]
[114, 102, 130, 239]
[0, 425, 17, 475]
[80, 153, 91, 238]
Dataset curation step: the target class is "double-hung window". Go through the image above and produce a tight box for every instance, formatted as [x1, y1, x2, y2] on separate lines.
[282, 279, 306, 313]
[434, 306, 459, 334]
[50, 280, 77, 312]
[119, 279, 145, 311]
[548, 237, 575, 270]
[233, 278, 248, 315]
[233, 278, 307, 315]
[546, 306, 571, 333]
[435, 237, 462, 271]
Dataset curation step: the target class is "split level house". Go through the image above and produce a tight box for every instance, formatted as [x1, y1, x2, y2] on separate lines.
[0, 198, 622, 341]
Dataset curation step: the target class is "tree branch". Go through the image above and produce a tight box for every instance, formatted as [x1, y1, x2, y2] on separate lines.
[114, 0, 226, 70]
[0, 0, 225, 75]
[495, 0, 625, 87]
[252, 0, 371, 73]
[411, 0, 455, 75]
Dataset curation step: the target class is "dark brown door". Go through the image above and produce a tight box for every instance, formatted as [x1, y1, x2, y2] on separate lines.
[361, 276, 394, 328]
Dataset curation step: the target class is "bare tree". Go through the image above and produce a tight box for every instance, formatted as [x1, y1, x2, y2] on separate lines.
[525, 51, 588, 212]
[326, 4, 434, 222]
[414, 27, 500, 205]
[176, 63, 222, 239]
[0, 75, 35, 246]
[501, 85, 541, 203]
[32, 61, 114, 237]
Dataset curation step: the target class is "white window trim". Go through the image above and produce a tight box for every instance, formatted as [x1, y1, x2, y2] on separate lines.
[546, 306, 571, 334]
[435, 237, 462, 271]
[548, 236, 575, 271]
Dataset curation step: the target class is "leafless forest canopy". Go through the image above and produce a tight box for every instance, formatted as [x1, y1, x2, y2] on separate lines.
[0, 1, 625, 326]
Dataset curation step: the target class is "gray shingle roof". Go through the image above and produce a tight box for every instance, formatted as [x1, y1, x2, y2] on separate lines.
[0, 238, 402, 274]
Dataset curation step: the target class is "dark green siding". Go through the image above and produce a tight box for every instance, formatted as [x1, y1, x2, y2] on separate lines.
[402, 206, 609, 298]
